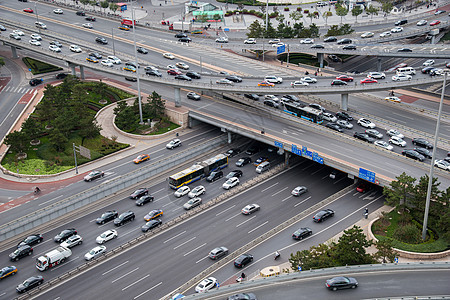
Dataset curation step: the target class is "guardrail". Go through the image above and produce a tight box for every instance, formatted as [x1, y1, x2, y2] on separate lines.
[0, 135, 228, 241]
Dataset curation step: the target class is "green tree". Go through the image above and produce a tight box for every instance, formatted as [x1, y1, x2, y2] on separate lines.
[366, 5, 379, 19]
[21, 118, 41, 142]
[383, 172, 416, 207]
[289, 10, 303, 23]
[80, 0, 90, 9]
[89, 1, 97, 11]
[308, 23, 319, 38]
[381, 2, 393, 14]
[323, 11, 332, 25]
[48, 129, 68, 152]
[197, 13, 208, 24]
[332, 226, 374, 266]
[145, 92, 165, 122]
[373, 240, 397, 263]
[411, 175, 440, 213]
[263, 21, 277, 38]
[109, 3, 119, 13]
[351, 6, 363, 22]
[306, 12, 315, 23]
[437, 207, 450, 243]
[247, 20, 264, 38]
[100, 1, 109, 13]
[78, 117, 101, 142]
[290, 244, 335, 270]
[0, 57, 5, 68]
[339, 23, 354, 35]
[4, 131, 28, 154]
[335, 4, 348, 23]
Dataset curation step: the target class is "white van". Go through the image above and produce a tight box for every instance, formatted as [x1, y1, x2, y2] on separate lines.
[396, 67, 416, 75]
[256, 161, 270, 173]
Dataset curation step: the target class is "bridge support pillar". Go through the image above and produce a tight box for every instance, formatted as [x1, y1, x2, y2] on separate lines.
[341, 93, 348, 111]
[318, 53, 324, 69]
[227, 131, 232, 144]
[284, 151, 290, 168]
[377, 57, 382, 72]
[10, 46, 18, 59]
[68, 63, 76, 76]
[79, 65, 85, 80]
[174, 87, 181, 107]
[431, 36, 436, 44]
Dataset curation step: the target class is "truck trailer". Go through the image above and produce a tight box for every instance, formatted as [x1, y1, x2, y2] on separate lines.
[36, 246, 72, 271]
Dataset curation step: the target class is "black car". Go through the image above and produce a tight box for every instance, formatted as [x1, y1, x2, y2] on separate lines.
[50, 40, 63, 47]
[136, 195, 154, 206]
[114, 211, 135, 226]
[337, 38, 352, 44]
[187, 92, 201, 100]
[336, 111, 353, 121]
[313, 209, 334, 222]
[9, 245, 33, 261]
[326, 276, 358, 291]
[343, 45, 356, 50]
[414, 147, 432, 159]
[125, 77, 137, 82]
[353, 132, 375, 143]
[228, 293, 257, 300]
[264, 100, 278, 108]
[412, 138, 433, 149]
[174, 74, 192, 81]
[95, 37, 108, 44]
[324, 36, 337, 42]
[18, 234, 43, 248]
[326, 123, 343, 132]
[54, 229, 77, 242]
[16, 276, 44, 293]
[422, 66, 435, 74]
[246, 145, 261, 155]
[226, 75, 243, 82]
[146, 70, 162, 77]
[141, 219, 162, 232]
[29, 78, 42, 86]
[174, 33, 187, 38]
[85, 16, 96, 21]
[0, 25, 6, 31]
[397, 48, 412, 52]
[244, 94, 260, 101]
[126, 62, 139, 68]
[395, 19, 407, 26]
[236, 157, 252, 167]
[226, 170, 243, 178]
[402, 149, 425, 162]
[292, 227, 312, 240]
[311, 44, 324, 49]
[179, 37, 192, 43]
[331, 80, 347, 86]
[234, 253, 253, 268]
[89, 52, 102, 59]
[328, 54, 340, 62]
[226, 148, 241, 157]
[186, 71, 201, 79]
[206, 171, 223, 182]
[137, 47, 148, 54]
[129, 188, 149, 199]
[76, 11, 86, 16]
[96, 210, 118, 224]
[55, 73, 68, 79]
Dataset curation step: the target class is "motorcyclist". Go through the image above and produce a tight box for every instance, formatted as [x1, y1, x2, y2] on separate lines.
[34, 187, 41, 194]
[274, 250, 280, 260]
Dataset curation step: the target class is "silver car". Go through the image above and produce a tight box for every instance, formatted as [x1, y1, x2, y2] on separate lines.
[188, 185, 205, 198]
[174, 186, 190, 198]
[336, 120, 353, 129]
[183, 197, 202, 210]
[60, 235, 83, 248]
[84, 246, 106, 261]
[166, 139, 181, 149]
[208, 246, 229, 260]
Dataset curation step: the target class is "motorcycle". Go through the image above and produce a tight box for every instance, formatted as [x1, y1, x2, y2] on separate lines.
[274, 251, 280, 260]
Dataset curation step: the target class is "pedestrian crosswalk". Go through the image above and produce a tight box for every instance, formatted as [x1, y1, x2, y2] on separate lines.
[0, 85, 33, 94]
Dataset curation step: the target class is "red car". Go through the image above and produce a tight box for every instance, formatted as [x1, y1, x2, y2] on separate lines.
[336, 75, 353, 82]
[430, 20, 441, 26]
[356, 183, 367, 193]
[360, 78, 378, 84]
[23, 8, 34, 13]
[167, 69, 182, 75]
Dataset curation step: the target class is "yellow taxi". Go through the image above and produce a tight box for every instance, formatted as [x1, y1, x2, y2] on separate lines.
[258, 81, 275, 87]
[0, 266, 18, 280]
[86, 56, 99, 63]
[118, 25, 130, 31]
[123, 66, 136, 72]
[133, 154, 150, 164]
[144, 209, 163, 221]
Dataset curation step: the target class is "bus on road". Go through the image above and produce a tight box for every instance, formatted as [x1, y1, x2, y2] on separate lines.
[283, 103, 324, 124]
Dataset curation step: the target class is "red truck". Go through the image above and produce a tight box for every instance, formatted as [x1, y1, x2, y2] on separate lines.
[121, 18, 136, 27]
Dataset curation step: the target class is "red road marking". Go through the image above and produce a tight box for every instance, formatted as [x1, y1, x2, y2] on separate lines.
[0, 76, 11, 93]
[398, 95, 419, 104]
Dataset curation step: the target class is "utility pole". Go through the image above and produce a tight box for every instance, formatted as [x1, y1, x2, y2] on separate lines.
[131, 8, 143, 124]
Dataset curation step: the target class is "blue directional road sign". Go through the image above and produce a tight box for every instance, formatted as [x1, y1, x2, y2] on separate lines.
[291, 144, 302, 156]
[312, 152, 324, 164]
[359, 168, 376, 183]
[277, 44, 285, 54]
[274, 141, 283, 149]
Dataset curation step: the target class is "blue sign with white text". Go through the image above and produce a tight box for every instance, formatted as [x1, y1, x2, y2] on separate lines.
[277, 44, 285, 54]
[359, 168, 375, 183]
[274, 141, 283, 149]
[302, 146, 312, 159]
[312, 152, 324, 164]
[291, 144, 302, 156]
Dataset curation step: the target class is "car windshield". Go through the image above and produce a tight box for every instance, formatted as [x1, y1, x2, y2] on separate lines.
[89, 250, 96, 255]
[100, 233, 107, 238]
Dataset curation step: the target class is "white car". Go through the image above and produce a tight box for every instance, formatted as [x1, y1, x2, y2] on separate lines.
[300, 38, 314, 44]
[264, 95, 279, 101]
[195, 277, 217, 293]
[336, 119, 353, 129]
[423, 59, 435, 67]
[360, 32, 374, 38]
[264, 75, 283, 84]
[60, 235, 83, 248]
[70, 45, 82, 53]
[188, 185, 205, 198]
[385, 96, 401, 103]
[222, 177, 239, 190]
[163, 53, 175, 60]
[53, 8, 63, 14]
[291, 186, 308, 196]
[387, 129, 404, 139]
[244, 38, 256, 44]
[29, 39, 41, 46]
[84, 245, 106, 261]
[9, 33, 21, 40]
[241, 204, 260, 215]
[174, 186, 190, 198]
[166, 139, 181, 149]
[35, 21, 47, 29]
[101, 59, 114, 67]
[30, 33, 42, 41]
[216, 78, 233, 85]
[300, 76, 317, 83]
[379, 31, 391, 37]
[83, 23, 93, 29]
[108, 56, 122, 64]
[417, 19, 427, 26]
[268, 39, 281, 44]
[96, 229, 118, 244]
[367, 72, 385, 79]
[322, 112, 337, 122]
[176, 62, 189, 70]
[291, 81, 309, 87]
[391, 27, 403, 33]
[272, 42, 284, 48]
[434, 160, 450, 171]
[167, 64, 178, 70]
[215, 37, 228, 43]
[389, 135, 407, 147]
[49, 45, 61, 52]
[374, 140, 393, 151]
[392, 74, 412, 81]
[357, 118, 376, 129]
[13, 30, 25, 36]
[183, 197, 202, 210]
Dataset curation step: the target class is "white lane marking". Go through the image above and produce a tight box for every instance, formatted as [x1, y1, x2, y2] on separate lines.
[260, 182, 278, 192]
[173, 236, 196, 249]
[183, 242, 207, 256]
[153, 154, 164, 160]
[133, 282, 162, 299]
[216, 204, 236, 216]
[188, 137, 205, 145]
[38, 195, 64, 206]
[164, 231, 186, 243]
[248, 221, 268, 234]
[111, 267, 139, 283]
[196, 256, 209, 264]
[271, 187, 288, 197]
[294, 196, 311, 207]
[162, 202, 172, 207]
[172, 207, 182, 212]
[122, 274, 150, 291]
[153, 188, 165, 194]
[334, 176, 348, 184]
[225, 213, 241, 222]
[102, 261, 129, 276]
[154, 194, 169, 202]
[311, 166, 325, 175]
[281, 195, 292, 202]
[236, 215, 256, 227]
[121, 228, 136, 238]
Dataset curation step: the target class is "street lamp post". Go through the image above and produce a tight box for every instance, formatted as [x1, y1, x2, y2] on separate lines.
[131, 8, 143, 124]
[34, 1, 41, 34]
[111, 28, 116, 56]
